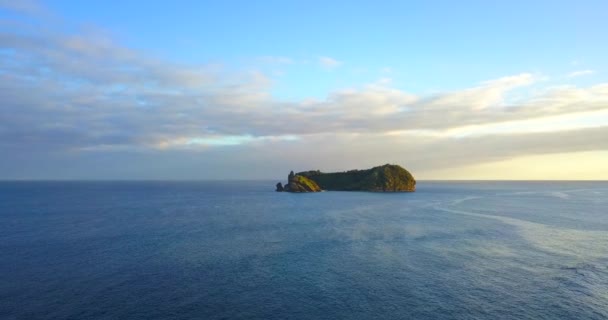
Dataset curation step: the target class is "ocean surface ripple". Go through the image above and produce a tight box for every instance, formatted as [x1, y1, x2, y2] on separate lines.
[1, 181, 607, 319]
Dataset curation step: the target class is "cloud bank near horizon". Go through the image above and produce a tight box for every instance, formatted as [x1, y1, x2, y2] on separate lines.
[1, 3, 607, 179]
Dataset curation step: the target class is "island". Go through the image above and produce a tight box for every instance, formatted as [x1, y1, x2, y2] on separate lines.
[275, 164, 416, 192]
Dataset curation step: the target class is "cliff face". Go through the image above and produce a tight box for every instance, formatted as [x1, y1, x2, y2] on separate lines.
[276, 164, 416, 192]
[276, 171, 322, 193]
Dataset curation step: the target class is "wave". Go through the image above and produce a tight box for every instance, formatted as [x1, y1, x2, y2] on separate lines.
[433, 197, 608, 261]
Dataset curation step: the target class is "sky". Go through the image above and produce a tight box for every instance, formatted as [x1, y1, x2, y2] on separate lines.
[0, 0, 607, 180]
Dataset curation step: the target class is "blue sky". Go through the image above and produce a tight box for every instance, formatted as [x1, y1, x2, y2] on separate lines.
[38, 0, 608, 98]
[51, 1, 601, 57]
[0, 0, 607, 179]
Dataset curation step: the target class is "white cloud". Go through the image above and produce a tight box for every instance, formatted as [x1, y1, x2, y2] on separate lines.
[567, 70, 595, 78]
[318, 56, 342, 69]
[423, 73, 536, 110]
[1, 10, 608, 179]
[380, 67, 393, 74]
[441, 109, 608, 137]
[570, 59, 581, 66]
[257, 56, 293, 64]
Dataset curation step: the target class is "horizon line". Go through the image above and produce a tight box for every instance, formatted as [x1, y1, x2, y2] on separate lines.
[1, 179, 607, 182]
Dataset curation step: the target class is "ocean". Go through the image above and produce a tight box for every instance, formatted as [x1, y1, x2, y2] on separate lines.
[1, 181, 607, 319]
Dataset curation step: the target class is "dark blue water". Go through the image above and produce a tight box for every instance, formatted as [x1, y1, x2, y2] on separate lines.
[1, 181, 607, 319]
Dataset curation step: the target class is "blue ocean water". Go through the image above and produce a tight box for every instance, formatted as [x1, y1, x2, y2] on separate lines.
[0, 181, 607, 319]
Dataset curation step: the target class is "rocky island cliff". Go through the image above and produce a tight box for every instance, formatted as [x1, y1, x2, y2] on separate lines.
[276, 164, 416, 192]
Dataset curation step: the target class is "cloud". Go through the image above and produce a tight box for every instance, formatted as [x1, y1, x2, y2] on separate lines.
[422, 73, 535, 110]
[0, 0, 49, 17]
[318, 56, 342, 69]
[1, 9, 607, 179]
[380, 67, 393, 74]
[257, 56, 293, 65]
[567, 70, 595, 78]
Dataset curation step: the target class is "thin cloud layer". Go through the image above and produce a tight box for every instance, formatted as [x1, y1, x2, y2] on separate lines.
[567, 70, 595, 78]
[0, 0, 49, 16]
[1, 6, 607, 179]
[318, 56, 342, 69]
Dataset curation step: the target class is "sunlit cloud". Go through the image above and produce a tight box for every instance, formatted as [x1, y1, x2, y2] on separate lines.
[1, 5, 607, 179]
[567, 70, 595, 78]
[439, 109, 608, 138]
[153, 135, 299, 150]
[422, 73, 536, 110]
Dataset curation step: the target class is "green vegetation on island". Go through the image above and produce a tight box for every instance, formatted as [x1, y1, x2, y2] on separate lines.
[276, 171, 322, 192]
[276, 164, 416, 192]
